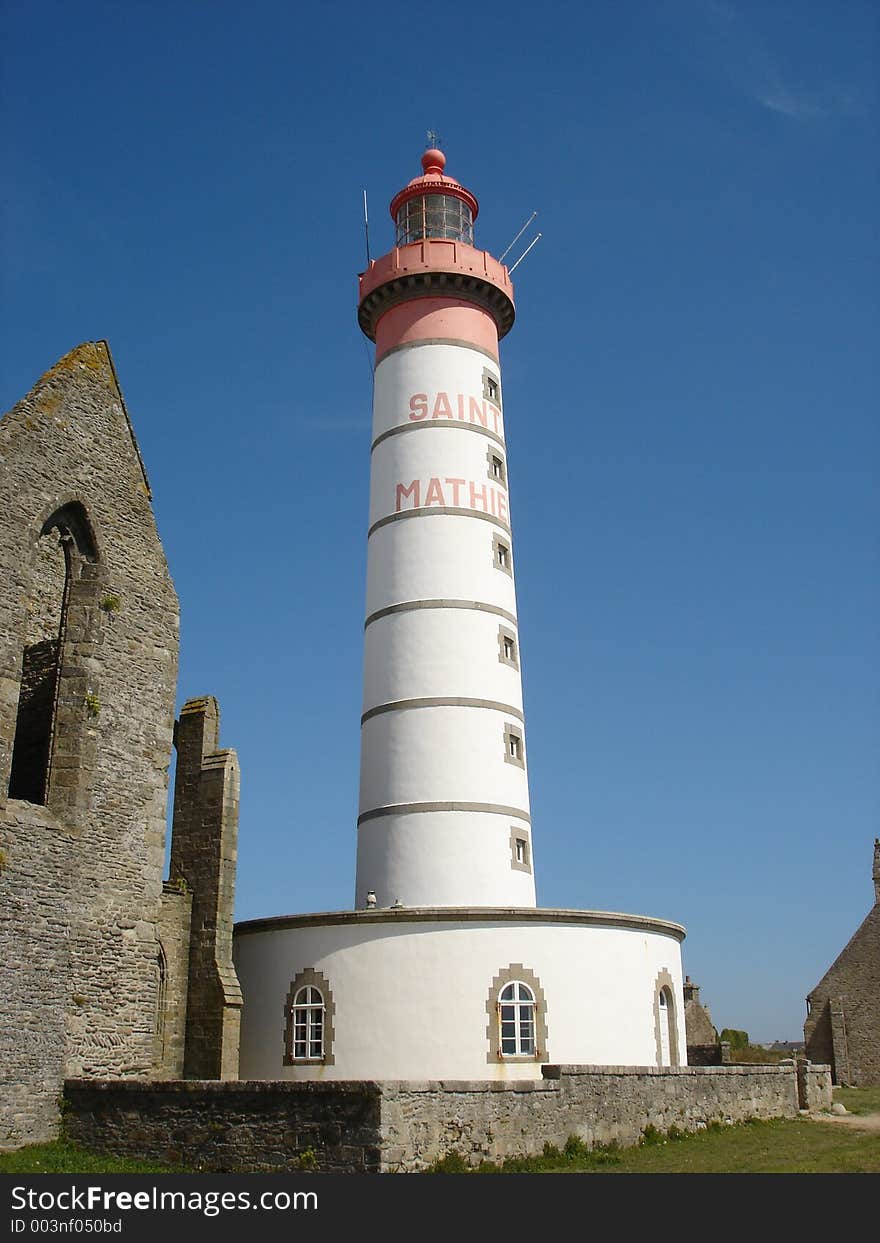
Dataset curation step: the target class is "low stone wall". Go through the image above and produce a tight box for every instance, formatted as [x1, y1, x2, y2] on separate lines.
[686, 1042, 731, 1066]
[380, 1063, 805, 1170]
[64, 1063, 830, 1173]
[63, 1080, 383, 1173]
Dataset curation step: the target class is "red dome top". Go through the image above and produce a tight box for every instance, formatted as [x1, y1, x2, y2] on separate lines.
[389, 147, 479, 222]
[421, 148, 445, 174]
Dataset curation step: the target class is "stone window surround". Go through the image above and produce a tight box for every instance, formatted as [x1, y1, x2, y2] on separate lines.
[492, 534, 512, 576]
[486, 445, 507, 486]
[283, 967, 336, 1067]
[503, 722, 525, 769]
[497, 624, 519, 670]
[510, 826, 532, 873]
[5, 498, 103, 819]
[154, 943, 168, 1066]
[482, 366, 502, 408]
[652, 968, 681, 1069]
[486, 963, 549, 1063]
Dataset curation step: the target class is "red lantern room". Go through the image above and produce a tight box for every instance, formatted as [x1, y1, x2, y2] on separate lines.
[358, 146, 515, 348]
[389, 148, 479, 247]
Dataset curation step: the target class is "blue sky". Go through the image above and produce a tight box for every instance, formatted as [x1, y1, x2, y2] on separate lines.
[2, 0, 877, 1043]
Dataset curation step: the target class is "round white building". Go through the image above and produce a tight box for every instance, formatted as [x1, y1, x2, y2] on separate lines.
[234, 147, 687, 1080]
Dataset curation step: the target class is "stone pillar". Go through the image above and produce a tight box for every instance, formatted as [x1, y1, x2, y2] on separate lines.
[829, 997, 851, 1086]
[170, 696, 242, 1079]
[155, 883, 193, 1078]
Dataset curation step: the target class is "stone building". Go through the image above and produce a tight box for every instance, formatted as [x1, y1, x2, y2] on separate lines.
[804, 839, 880, 1086]
[0, 342, 241, 1148]
[682, 976, 726, 1065]
[683, 977, 717, 1045]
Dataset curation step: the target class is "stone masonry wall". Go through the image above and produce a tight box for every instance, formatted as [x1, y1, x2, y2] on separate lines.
[63, 1080, 383, 1173]
[797, 1061, 833, 1112]
[379, 1064, 805, 1171]
[63, 1064, 822, 1173]
[0, 801, 77, 1144]
[0, 343, 179, 1146]
[686, 1043, 727, 1066]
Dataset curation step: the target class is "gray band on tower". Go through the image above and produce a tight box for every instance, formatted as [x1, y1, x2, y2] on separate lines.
[364, 599, 519, 629]
[362, 697, 524, 726]
[372, 420, 505, 453]
[368, 506, 511, 539]
[357, 801, 532, 826]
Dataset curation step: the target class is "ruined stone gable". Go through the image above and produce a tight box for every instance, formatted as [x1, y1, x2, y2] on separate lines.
[804, 840, 880, 1086]
[0, 342, 179, 1145]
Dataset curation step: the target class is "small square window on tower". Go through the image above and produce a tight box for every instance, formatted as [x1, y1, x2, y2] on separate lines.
[498, 625, 519, 669]
[510, 830, 531, 873]
[482, 367, 502, 406]
[487, 447, 507, 486]
[503, 723, 525, 769]
[493, 535, 512, 575]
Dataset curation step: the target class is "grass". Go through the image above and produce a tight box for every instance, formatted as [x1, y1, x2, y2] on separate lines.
[0, 1139, 189, 1174]
[833, 1085, 880, 1115]
[598, 1118, 880, 1174]
[429, 1119, 880, 1174]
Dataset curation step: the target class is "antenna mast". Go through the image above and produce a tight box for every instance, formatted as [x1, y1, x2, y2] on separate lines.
[363, 190, 372, 265]
[508, 232, 543, 274]
[499, 211, 538, 263]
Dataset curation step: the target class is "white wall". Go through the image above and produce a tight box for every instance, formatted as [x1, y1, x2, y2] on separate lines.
[371, 344, 505, 442]
[364, 518, 518, 616]
[235, 916, 688, 1081]
[356, 812, 534, 909]
[358, 337, 533, 908]
[362, 609, 524, 709]
[359, 707, 529, 810]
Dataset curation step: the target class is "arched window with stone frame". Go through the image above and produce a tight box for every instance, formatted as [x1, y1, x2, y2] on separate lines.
[283, 968, 335, 1066]
[6, 500, 100, 809]
[486, 963, 549, 1064]
[653, 969, 681, 1068]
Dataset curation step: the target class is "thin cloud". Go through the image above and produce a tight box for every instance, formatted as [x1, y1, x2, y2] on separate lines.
[688, 0, 857, 122]
[755, 84, 825, 122]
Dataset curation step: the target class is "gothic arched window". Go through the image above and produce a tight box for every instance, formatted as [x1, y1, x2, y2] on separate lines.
[7, 501, 98, 806]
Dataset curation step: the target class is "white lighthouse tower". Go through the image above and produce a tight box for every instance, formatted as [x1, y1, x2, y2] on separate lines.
[356, 145, 533, 910]
[234, 146, 688, 1083]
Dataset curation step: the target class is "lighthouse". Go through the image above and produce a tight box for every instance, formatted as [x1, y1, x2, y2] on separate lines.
[356, 146, 533, 910]
[234, 146, 688, 1084]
